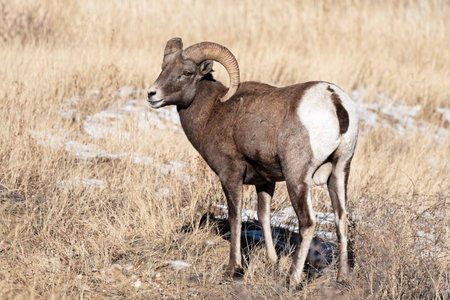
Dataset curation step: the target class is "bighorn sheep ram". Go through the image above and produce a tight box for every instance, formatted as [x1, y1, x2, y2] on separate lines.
[147, 38, 359, 287]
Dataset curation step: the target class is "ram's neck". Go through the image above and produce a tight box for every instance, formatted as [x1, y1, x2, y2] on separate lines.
[177, 80, 226, 153]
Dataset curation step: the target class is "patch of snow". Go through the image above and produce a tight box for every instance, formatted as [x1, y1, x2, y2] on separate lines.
[83, 111, 128, 140]
[205, 240, 216, 246]
[34, 132, 65, 148]
[30, 130, 193, 182]
[131, 154, 154, 165]
[160, 161, 186, 175]
[427, 157, 448, 170]
[131, 278, 141, 289]
[59, 95, 81, 117]
[64, 95, 82, 104]
[122, 99, 141, 112]
[158, 188, 172, 197]
[64, 140, 108, 160]
[86, 90, 100, 99]
[131, 155, 192, 182]
[315, 212, 335, 225]
[382, 103, 421, 118]
[315, 231, 336, 240]
[59, 110, 76, 120]
[29, 132, 117, 161]
[437, 107, 450, 123]
[154, 105, 181, 125]
[352, 88, 449, 142]
[177, 174, 195, 183]
[380, 103, 421, 134]
[214, 204, 338, 239]
[350, 88, 367, 102]
[357, 104, 382, 128]
[415, 230, 440, 258]
[59, 88, 181, 140]
[58, 179, 105, 190]
[118, 86, 135, 98]
[167, 260, 192, 270]
[241, 208, 258, 222]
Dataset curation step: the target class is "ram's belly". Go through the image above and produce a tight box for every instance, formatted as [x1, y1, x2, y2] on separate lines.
[243, 157, 284, 185]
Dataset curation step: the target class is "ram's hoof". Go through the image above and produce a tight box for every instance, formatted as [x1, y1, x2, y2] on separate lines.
[223, 266, 244, 280]
[285, 276, 305, 291]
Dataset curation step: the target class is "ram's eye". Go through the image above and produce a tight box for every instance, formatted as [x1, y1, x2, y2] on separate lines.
[183, 71, 194, 77]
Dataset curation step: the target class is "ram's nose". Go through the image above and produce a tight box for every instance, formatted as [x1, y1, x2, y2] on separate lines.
[147, 90, 156, 102]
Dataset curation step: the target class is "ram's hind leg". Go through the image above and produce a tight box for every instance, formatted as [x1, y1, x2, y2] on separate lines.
[327, 154, 353, 281]
[285, 179, 316, 287]
[256, 182, 277, 263]
[279, 156, 317, 288]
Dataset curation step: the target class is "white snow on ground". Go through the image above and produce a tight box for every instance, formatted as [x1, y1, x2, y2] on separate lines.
[83, 98, 180, 140]
[214, 204, 338, 240]
[157, 188, 172, 197]
[58, 179, 105, 190]
[415, 230, 442, 259]
[166, 260, 192, 270]
[351, 88, 449, 142]
[131, 278, 142, 289]
[437, 107, 450, 123]
[30, 87, 189, 184]
[29, 131, 127, 161]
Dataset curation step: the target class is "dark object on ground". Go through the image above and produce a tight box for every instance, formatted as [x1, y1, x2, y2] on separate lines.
[181, 213, 346, 278]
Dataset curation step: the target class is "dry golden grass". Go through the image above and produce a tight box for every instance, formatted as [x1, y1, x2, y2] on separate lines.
[0, 0, 449, 298]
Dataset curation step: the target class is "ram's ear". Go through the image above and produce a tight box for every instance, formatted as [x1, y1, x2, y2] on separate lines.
[164, 37, 183, 57]
[199, 60, 213, 75]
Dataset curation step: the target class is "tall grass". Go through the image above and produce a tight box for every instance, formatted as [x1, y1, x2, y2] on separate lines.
[0, 0, 448, 298]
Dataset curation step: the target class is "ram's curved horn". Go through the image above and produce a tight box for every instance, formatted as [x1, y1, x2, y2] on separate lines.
[183, 42, 239, 102]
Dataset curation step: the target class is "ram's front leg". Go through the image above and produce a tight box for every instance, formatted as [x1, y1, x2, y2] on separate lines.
[220, 172, 244, 278]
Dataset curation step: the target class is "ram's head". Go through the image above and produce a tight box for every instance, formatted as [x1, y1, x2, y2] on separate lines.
[147, 38, 240, 108]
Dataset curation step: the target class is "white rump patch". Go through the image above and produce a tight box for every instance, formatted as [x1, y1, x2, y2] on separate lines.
[298, 83, 340, 165]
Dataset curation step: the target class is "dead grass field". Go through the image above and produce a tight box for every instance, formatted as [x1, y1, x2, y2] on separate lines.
[0, 0, 449, 299]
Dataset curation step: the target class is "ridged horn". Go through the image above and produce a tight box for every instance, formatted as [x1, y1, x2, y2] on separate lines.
[164, 37, 183, 56]
[182, 42, 239, 102]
